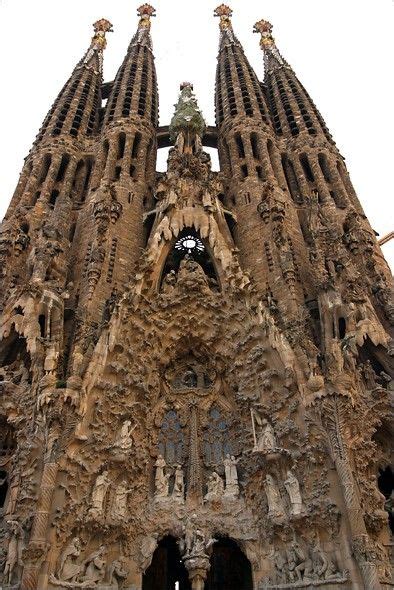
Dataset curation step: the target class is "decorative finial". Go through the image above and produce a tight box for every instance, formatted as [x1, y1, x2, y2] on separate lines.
[253, 19, 275, 49]
[214, 5, 233, 30]
[91, 19, 113, 52]
[137, 4, 156, 30]
[253, 19, 285, 66]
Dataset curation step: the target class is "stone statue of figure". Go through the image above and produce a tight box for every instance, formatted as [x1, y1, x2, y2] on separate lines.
[113, 420, 136, 452]
[155, 455, 170, 498]
[270, 548, 287, 585]
[111, 480, 133, 520]
[223, 454, 239, 498]
[108, 557, 129, 589]
[264, 474, 285, 519]
[172, 464, 185, 502]
[258, 419, 277, 452]
[3, 520, 24, 586]
[191, 528, 207, 556]
[81, 545, 106, 583]
[57, 537, 83, 583]
[183, 513, 198, 556]
[311, 540, 341, 581]
[251, 409, 277, 452]
[89, 471, 110, 518]
[284, 470, 303, 515]
[204, 472, 224, 501]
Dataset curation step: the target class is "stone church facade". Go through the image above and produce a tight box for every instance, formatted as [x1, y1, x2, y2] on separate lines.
[0, 4, 393, 589]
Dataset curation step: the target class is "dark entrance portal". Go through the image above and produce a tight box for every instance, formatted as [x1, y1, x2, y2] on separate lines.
[205, 538, 253, 590]
[142, 536, 191, 590]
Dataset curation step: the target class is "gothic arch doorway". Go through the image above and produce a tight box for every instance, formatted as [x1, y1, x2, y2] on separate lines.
[142, 536, 191, 590]
[205, 538, 253, 590]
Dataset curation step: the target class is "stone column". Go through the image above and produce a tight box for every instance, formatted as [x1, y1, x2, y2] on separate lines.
[187, 404, 202, 502]
[184, 555, 210, 590]
[21, 461, 59, 590]
[320, 394, 382, 589]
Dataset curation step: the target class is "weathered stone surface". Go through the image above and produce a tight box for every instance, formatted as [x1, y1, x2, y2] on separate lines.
[0, 4, 393, 590]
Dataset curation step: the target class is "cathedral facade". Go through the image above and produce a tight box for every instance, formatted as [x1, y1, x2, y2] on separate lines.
[0, 4, 393, 589]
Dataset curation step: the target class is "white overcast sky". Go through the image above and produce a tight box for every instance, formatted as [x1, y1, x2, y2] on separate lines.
[0, 0, 393, 270]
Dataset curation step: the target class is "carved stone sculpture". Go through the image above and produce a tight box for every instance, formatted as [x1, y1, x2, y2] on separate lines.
[251, 410, 278, 453]
[204, 472, 224, 501]
[108, 557, 129, 589]
[112, 420, 137, 452]
[264, 474, 285, 519]
[81, 545, 106, 583]
[3, 520, 24, 586]
[57, 537, 83, 583]
[171, 464, 185, 502]
[284, 470, 303, 516]
[154, 454, 170, 499]
[111, 480, 133, 520]
[89, 471, 110, 518]
[223, 454, 239, 498]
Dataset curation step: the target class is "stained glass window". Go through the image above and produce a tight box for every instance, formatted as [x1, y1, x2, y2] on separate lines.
[158, 410, 185, 465]
[203, 406, 232, 466]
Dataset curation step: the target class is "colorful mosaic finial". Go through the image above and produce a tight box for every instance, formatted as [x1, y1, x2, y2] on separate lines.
[214, 5, 233, 30]
[253, 19, 275, 49]
[253, 19, 284, 66]
[90, 19, 113, 52]
[137, 4, 156, 29]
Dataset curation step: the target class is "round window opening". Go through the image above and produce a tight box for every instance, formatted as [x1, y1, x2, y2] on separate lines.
[175, 235, 205, 254]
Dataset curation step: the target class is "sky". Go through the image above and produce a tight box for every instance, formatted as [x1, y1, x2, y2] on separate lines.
[0, 0, 393, 270]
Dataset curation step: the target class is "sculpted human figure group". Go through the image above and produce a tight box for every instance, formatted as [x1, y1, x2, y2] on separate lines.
[51, 539, 129, 588]
[267, 538, 344, 586]
[154, 455, 184, 502]
[87, 470, 133, 522]
[264, 471, 303, 520]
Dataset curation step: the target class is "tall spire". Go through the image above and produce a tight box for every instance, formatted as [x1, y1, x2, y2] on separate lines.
[253, 18, 333, 142]
[214, 5, 270, 128]
[35, 19, 112, 144]
[82, 18, 113, 72]
[253, 19, 286, 72]
[214, 4, 238, 47]
[103, 4, 158, 127]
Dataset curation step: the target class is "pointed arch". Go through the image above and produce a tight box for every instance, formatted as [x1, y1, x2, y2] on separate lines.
[205, 537, 253, 590]
[156, 228, 222, 292]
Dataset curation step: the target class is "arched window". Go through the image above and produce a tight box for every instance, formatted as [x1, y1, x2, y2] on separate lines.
[203, 407, 232, 466]
[158, 410, 185, 465]
[160, 228, 219, 290]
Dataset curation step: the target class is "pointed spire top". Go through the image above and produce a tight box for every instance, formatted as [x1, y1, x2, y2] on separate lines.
[137, 4, 156, 30]
[214, 4, 233, 30]
[81, 18, 113, 72]
[131, 4, 156, 48]
[169, 82, 206, 150]
[91, 19, 113, 51]
[253, 19, 286, 69]
[214, 4, 239, 47]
